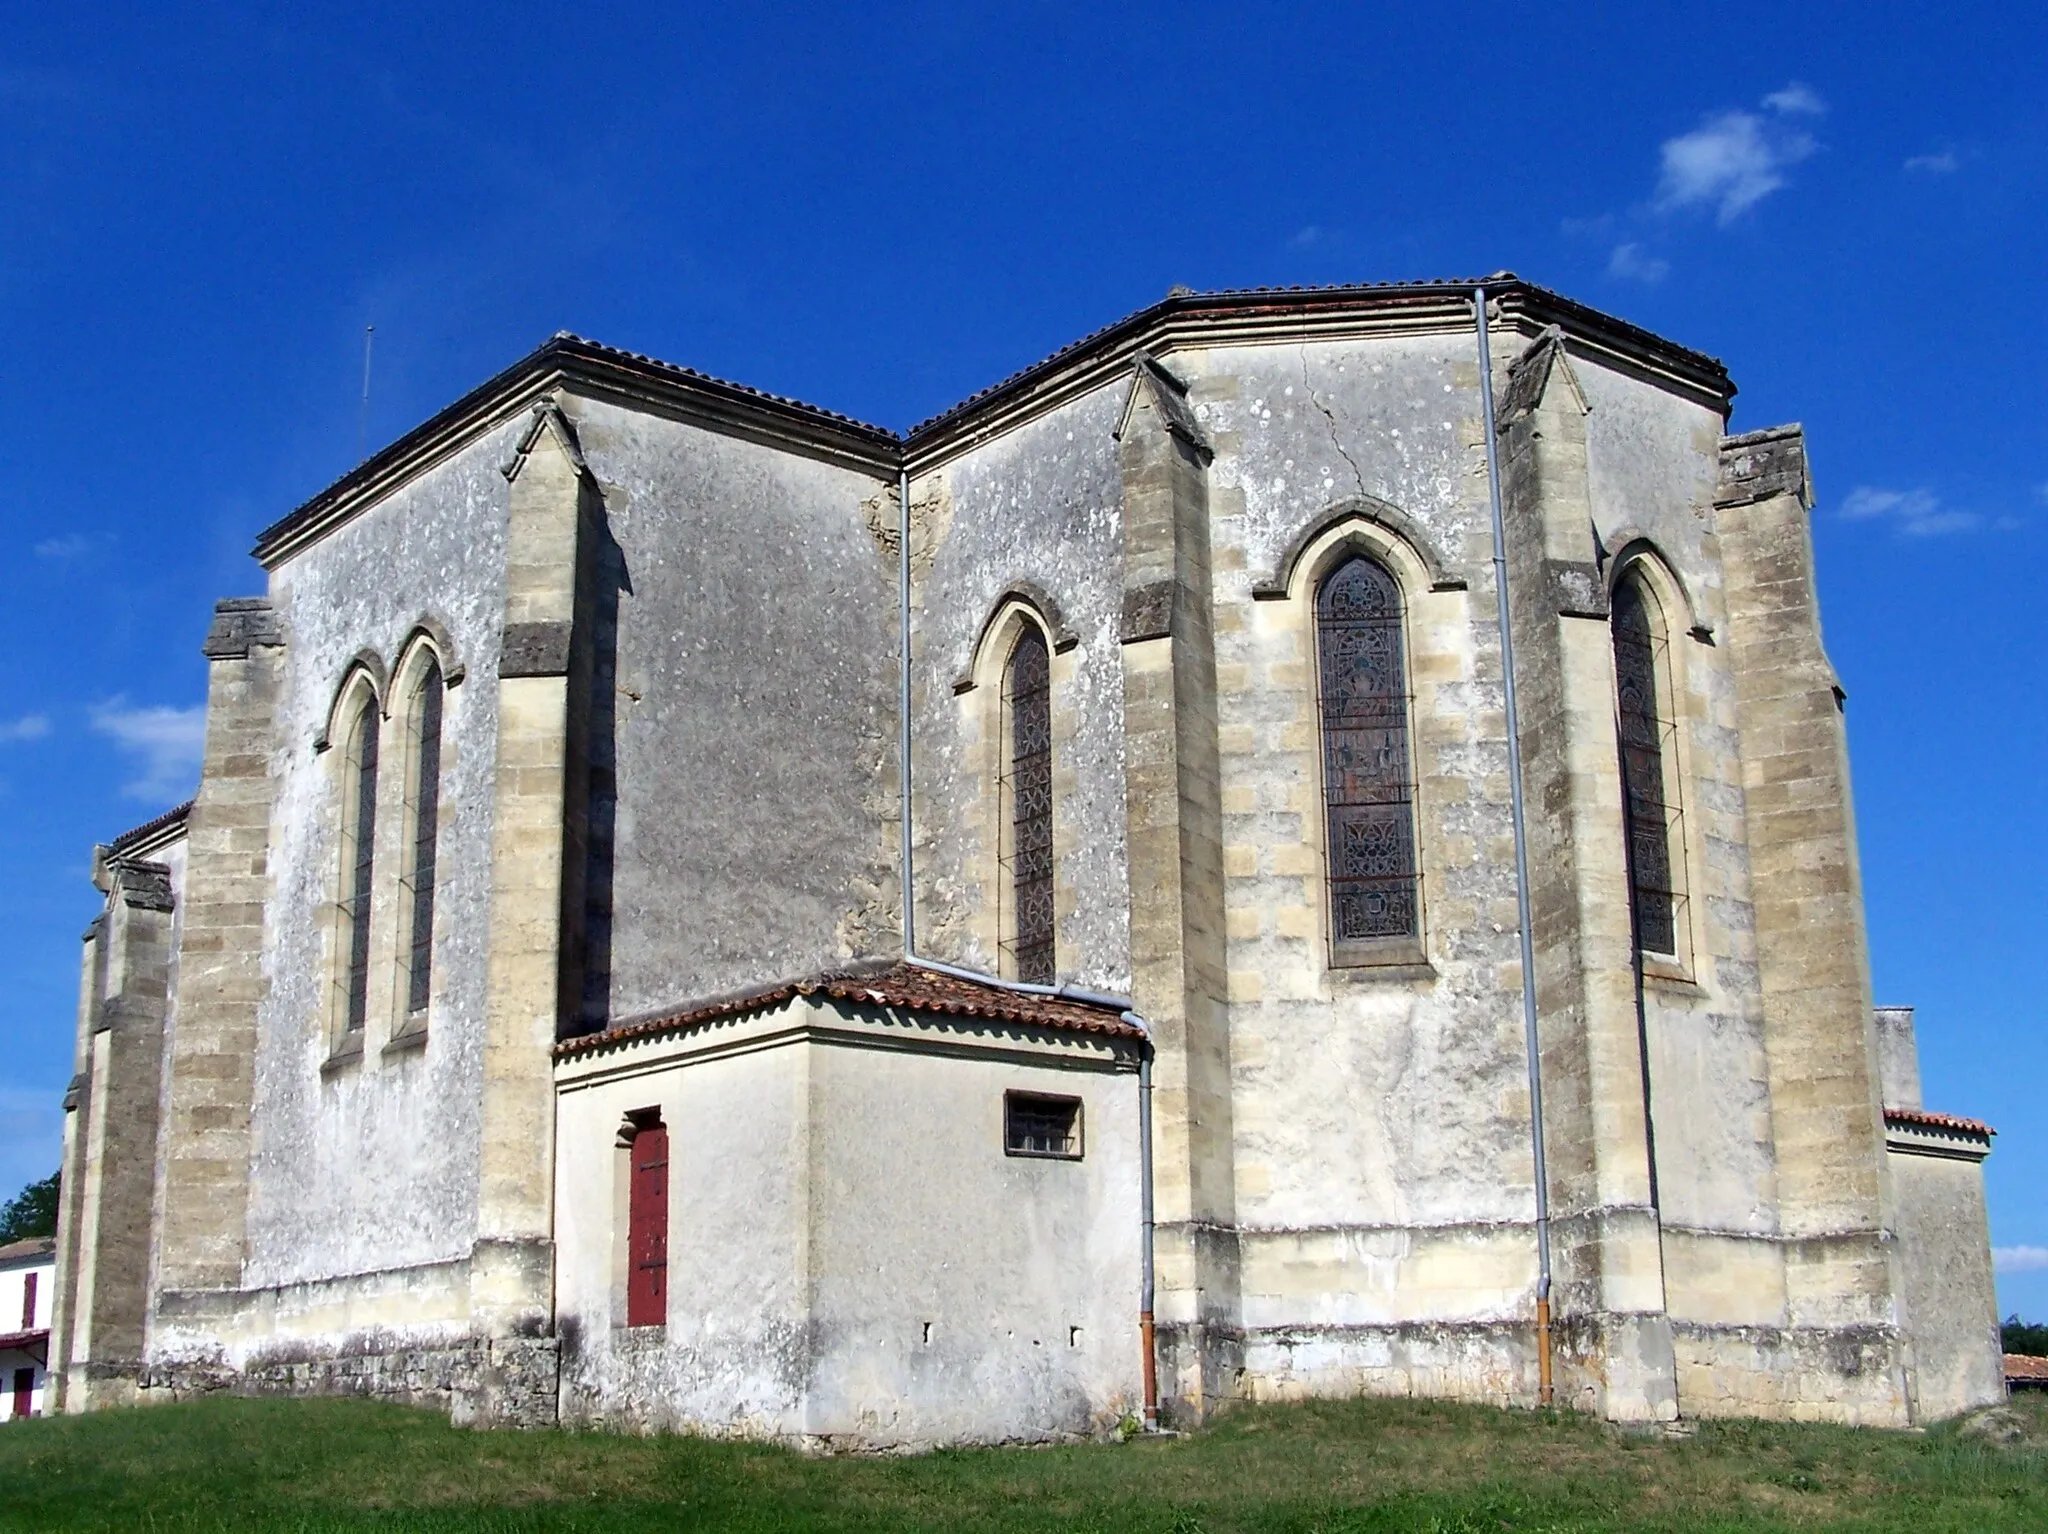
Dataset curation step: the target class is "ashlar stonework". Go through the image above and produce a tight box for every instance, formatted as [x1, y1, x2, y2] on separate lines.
[49, 279, 2003, 1443]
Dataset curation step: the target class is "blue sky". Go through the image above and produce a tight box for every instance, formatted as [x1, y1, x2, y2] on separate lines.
[2, 3, 2042, 1315]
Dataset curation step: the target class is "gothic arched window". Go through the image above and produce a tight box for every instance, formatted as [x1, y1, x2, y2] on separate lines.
[1612, 572, 1678, 956]
[398, 655, 444, 1024]
[337, 692, 380, 1036]
[1002, 625, 1055, 984]
[1316, 554, 1419, 961]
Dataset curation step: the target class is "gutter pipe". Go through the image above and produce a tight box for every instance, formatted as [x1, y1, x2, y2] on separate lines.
[1475, 284, 1556, 1407]
[895, 462, 1161, 1430]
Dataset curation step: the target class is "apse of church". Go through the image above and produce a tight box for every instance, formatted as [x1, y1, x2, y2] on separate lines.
[47, 280, 2003, 1445]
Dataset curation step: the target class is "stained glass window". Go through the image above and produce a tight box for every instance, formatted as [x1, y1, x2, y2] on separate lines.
[1004, 627, 1055, 984]
[339, 695, 379, 1034]
[1316, 555, 1419, 953]
[402, 658, 444, 1019]
[1612, 574, 1677, 955]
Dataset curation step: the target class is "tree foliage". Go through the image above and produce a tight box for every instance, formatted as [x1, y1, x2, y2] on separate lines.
[0, 1171, 59, 1244]
[2004, 1314, 2048, 1357]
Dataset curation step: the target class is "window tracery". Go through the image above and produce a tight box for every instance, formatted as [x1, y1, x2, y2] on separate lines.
[1002, 626, 1055, 984]
[1315, 554, 1420, 957]
[1612, 572, 1678, 956]
[399, 656, 444, 1022]
[337, 693, 380, 1037]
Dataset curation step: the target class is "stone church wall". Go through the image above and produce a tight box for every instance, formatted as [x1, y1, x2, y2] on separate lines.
[238, 421, 517, 1299]
[910, 380, 1134, 993]
[1193, 333, 1543, 1398]
[561, 397, 901, 1024]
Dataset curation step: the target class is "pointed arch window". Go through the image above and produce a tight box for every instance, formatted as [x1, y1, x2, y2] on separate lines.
[1612, 572, 1678, 956]
[1316, 554, 1420, 961]
[1002, 625, 1055, 984]
[398, 656, 445, 1024]
[337, 693, 380, 1036]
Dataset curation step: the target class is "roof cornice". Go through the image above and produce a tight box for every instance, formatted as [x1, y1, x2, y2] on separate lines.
[252, 280, 1736, 568]
[252, 335, 902, 569]
[900, 276, 1734, 471]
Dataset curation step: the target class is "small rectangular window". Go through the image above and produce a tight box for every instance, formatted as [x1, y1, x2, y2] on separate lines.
[1004, 1092, 1082, 1159]
[21, 1271, 35, 1330]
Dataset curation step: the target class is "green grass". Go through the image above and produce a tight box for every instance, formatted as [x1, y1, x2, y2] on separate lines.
[1, 1391, 2043, 1533]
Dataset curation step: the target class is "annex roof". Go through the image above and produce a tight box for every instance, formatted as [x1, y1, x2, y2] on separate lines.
[552, 960, 1145, 1062]
[250, 274, 1736, 569]
[103, 800, 192, 860]
[1884, 1106, 1995, 1139]
[0, 1236, 55, 1265]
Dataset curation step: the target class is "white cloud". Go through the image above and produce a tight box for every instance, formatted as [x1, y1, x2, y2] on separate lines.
[1655, 86, 1823, 224]
[1996, 1246, 2048, 1274]
[1289, 225, 1324, 249]
[1838, 485, 1985, 538]
[33, 533, 91, 559]
[90, 699, 206, 801]
[1657, 110, 1817, 223]
[1607, 242, 1670, 283]
[0, 714, 50, 743]
[1904, 150, 1959, 175]
[1763, 82, 1826, 116]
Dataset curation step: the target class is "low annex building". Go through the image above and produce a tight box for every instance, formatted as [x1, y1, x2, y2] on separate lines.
[1, 1237, 55, 1422]
[49, 276, 2004, 1442]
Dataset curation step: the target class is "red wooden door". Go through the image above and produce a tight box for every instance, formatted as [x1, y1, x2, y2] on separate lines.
[626, 1124, 669, 1327]
[10, 1368, 30, 1420]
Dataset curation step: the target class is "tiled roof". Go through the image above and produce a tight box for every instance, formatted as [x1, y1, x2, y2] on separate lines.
[543, 332, 897, 438]
[105, 800, 193, 855]
[0, 1236, 55, 1263]
[0, 1328, 49, 1352]
[2006, 1354, 2048, 1384]
[1884, 1106, 1995, 1139]
[553, 961, 1144, 1061]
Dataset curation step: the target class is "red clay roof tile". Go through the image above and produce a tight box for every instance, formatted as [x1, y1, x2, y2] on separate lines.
[553, 961, 1144, 1061]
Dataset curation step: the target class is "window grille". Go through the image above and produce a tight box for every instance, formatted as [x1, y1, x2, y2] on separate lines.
[401, 659, 444, 1020]
[339, 696, 379, 1034]
[1612, 575, 1679, 956]
[1004, 1092, 1082, 1159]
[1002, 627, 1055, 984]
[1315, 555, 1420, 957]
[626, 1120, 669, 1328]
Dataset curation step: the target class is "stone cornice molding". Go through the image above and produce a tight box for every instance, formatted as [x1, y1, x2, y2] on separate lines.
[253, 282, 1736, 569]
[1717, 424, 1811, 510]
[253, 335, 903, 569]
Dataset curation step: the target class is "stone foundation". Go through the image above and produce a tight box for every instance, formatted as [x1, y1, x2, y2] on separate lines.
[137, 1334, 561, 1428]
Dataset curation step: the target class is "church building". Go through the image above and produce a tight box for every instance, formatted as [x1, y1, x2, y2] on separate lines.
[47, 277, 2005, 1444]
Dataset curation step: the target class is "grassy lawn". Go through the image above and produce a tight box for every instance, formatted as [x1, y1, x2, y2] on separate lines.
[1, 1392, 2043, 1533]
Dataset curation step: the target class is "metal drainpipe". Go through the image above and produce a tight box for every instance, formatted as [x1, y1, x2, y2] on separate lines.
[1128, 1012, 1158, 1429]
[1474, 283, 1556, 1407]
[892, 460, 1163, 1433]
[895, 460, 1160, 1429]
[899, 466, 916, 956]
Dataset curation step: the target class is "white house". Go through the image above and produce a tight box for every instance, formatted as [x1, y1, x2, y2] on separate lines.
[1, 1237, 55, 1421]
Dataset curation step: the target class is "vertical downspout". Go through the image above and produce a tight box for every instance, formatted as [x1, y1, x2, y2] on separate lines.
[1475, 284, 1555, 1407]
[899, 466, 916, 956]
[1128, 1015, 1159, 1428]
